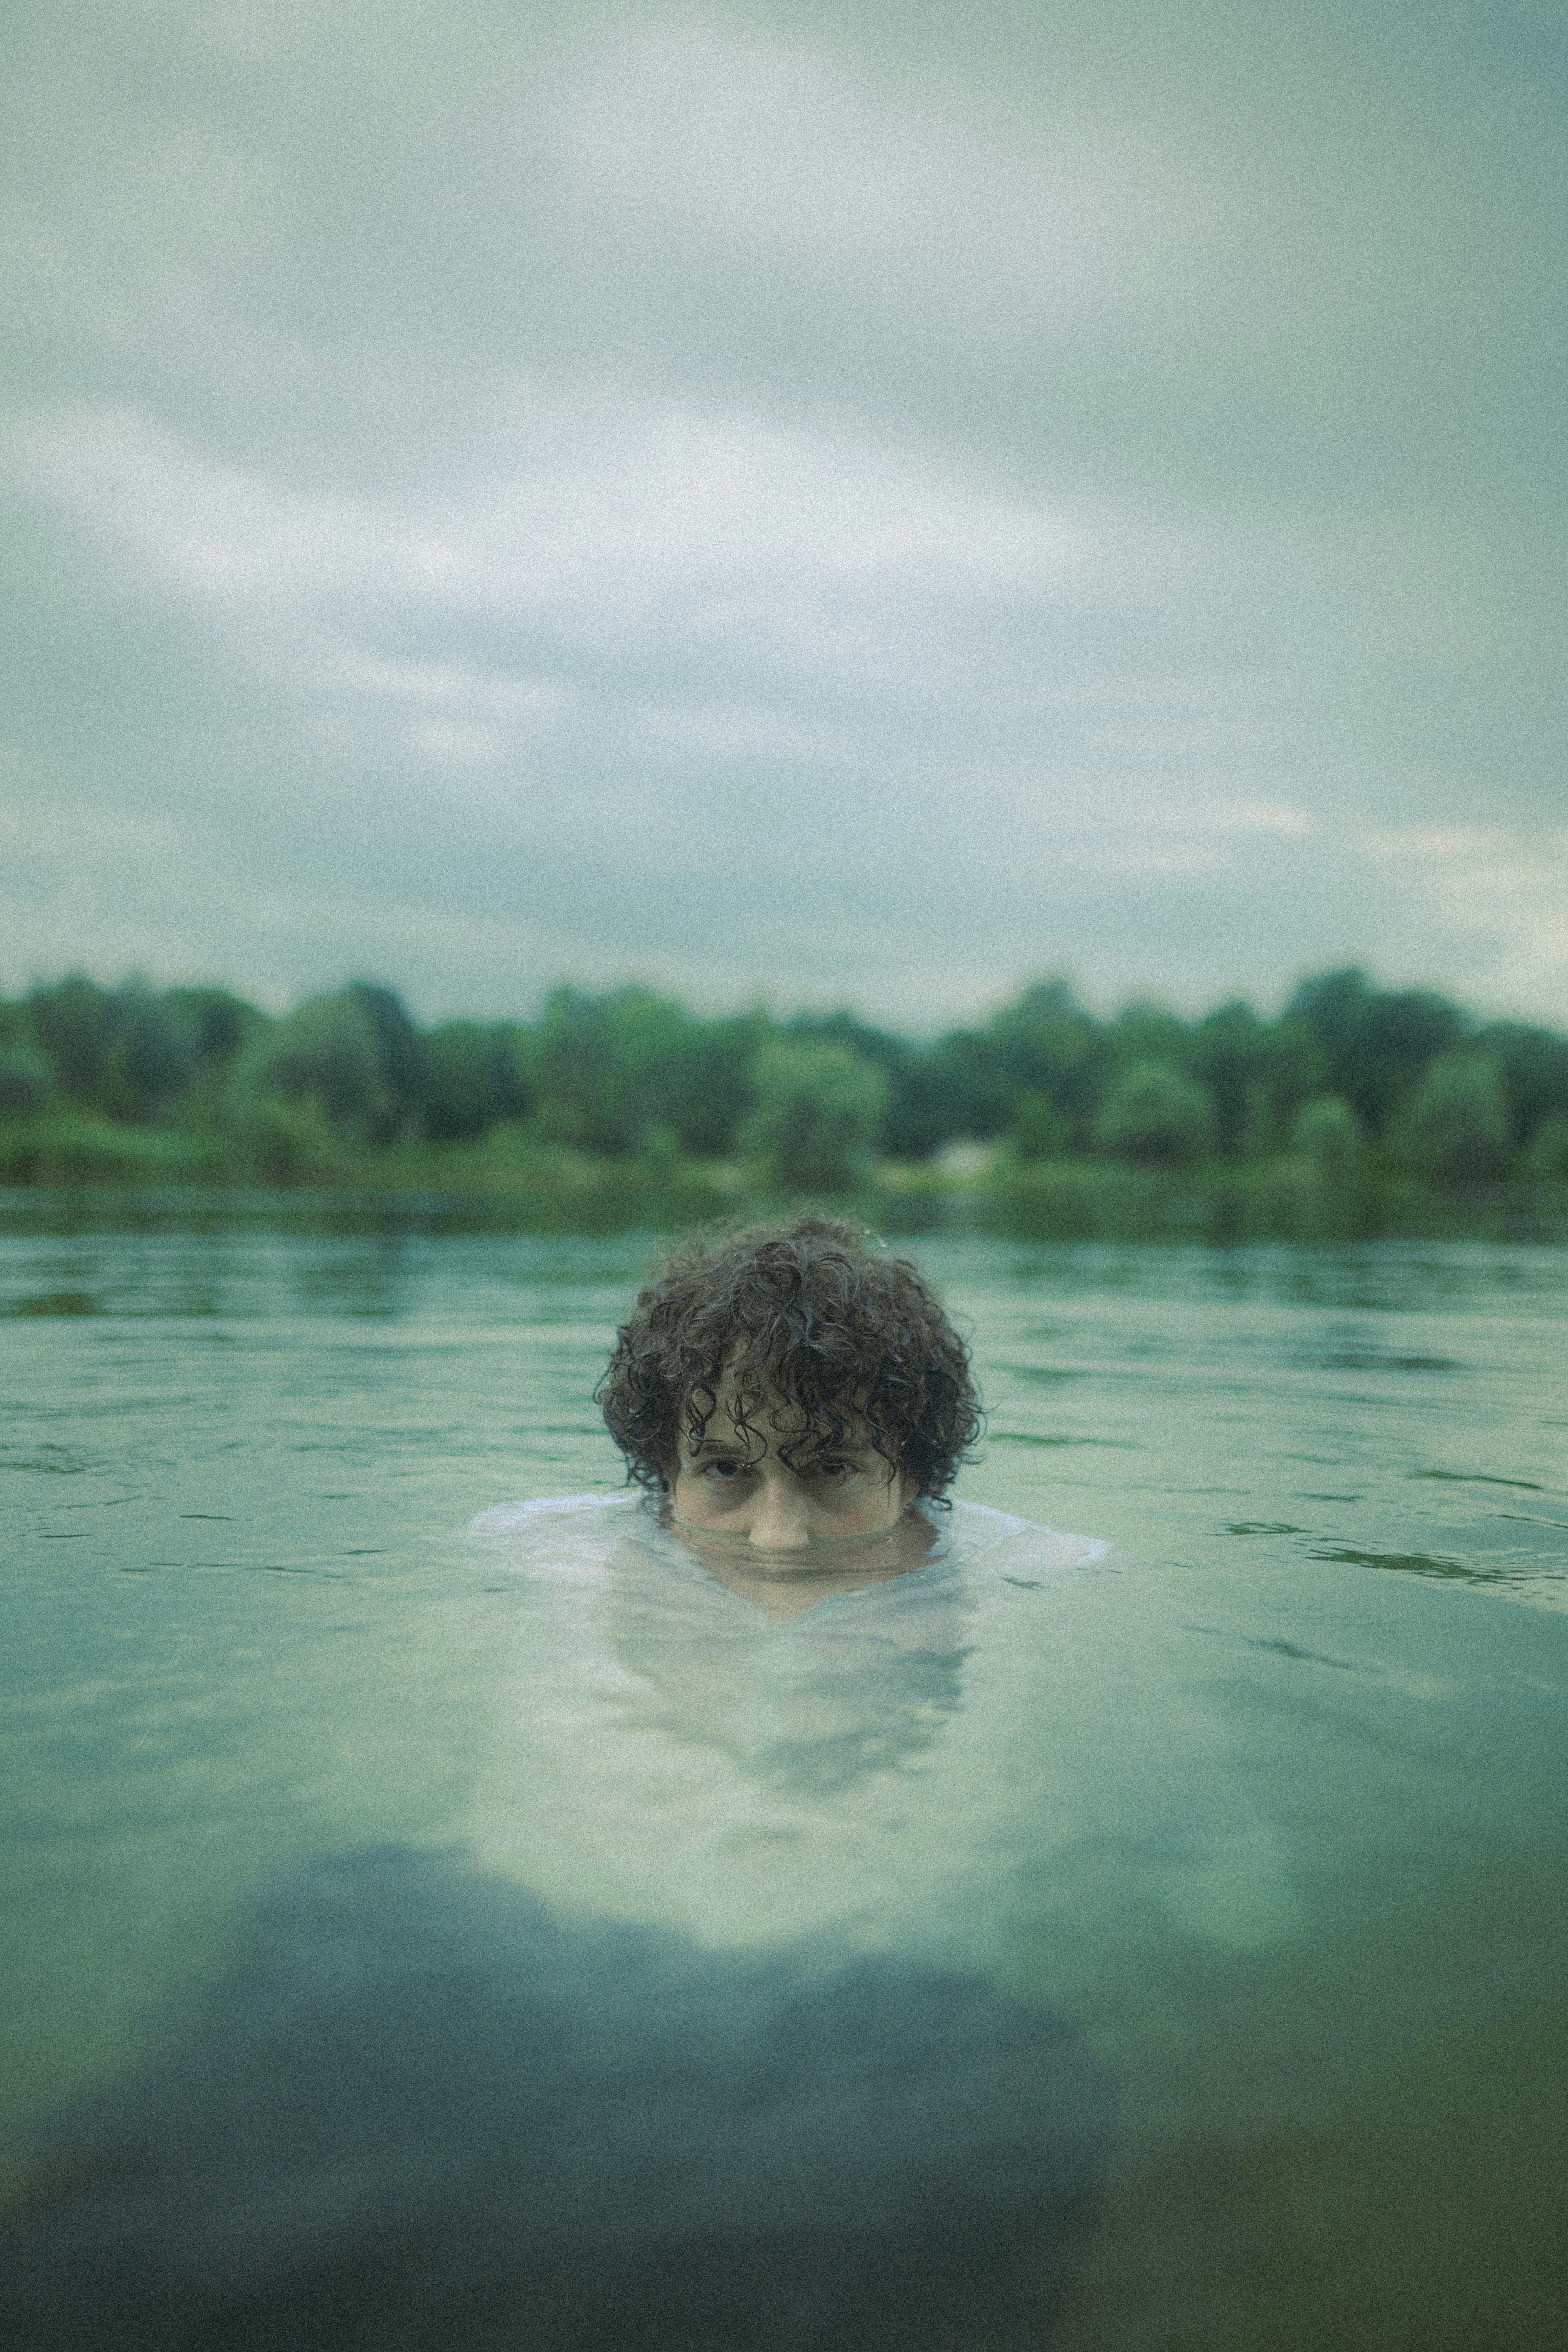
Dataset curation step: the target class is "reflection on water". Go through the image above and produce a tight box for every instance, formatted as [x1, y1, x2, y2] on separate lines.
[2, 1200, 1567, 2348]
[2, 1846, 1114, 2351]
[605, 1499, 979, 1801]
[1308, 1542, 1515, 1583]
[608, 1544, 974, 1799]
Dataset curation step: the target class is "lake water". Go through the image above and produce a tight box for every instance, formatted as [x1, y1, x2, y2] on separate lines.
[2, 1192, 1566, 2348]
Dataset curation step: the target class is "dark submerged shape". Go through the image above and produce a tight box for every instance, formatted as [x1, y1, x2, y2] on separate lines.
[0, 1847, 1115, 2351]
[598, 1214, 982, 1499]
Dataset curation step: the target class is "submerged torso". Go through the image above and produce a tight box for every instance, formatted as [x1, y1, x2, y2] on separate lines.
[467, 1493, 1109, 1966]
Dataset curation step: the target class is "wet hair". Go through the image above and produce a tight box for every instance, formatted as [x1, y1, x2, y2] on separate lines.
[597, 1215, 982, 1501]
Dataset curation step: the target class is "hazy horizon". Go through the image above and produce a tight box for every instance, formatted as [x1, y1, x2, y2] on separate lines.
[6, 954, 1561, 1046]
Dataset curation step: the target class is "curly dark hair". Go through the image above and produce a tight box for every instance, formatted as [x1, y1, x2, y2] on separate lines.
[597, 1215, 982, 1501]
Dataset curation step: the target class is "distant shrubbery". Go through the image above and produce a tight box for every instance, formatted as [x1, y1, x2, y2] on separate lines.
[3, 965, 1568, 1195]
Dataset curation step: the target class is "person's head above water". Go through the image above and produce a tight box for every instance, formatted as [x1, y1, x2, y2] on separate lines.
[597, 1215, 981, 1550]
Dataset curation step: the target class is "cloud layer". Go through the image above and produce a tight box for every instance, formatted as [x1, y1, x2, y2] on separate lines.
[3, 0, 1564, 1024]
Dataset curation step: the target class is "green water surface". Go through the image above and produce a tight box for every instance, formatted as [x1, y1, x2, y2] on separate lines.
[2, 1193, 1565, 2349]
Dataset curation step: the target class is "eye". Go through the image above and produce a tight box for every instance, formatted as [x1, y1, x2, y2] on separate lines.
[814, 1459, 853, 1482]
[701, 1457, 749, 1481]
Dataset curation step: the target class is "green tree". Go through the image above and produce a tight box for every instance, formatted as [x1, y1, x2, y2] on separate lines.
[1398, 1051, 1512, 1185]
[27, 975, 200, 1122]
[1009, 1089, 1071, 1161]
[1188, 1000, 1264, 1159]
[1291, 1094, 1365, 1188]
[162, 986, 269, 1129]
[1250, 1018, 1330, 1156]
[241, 989, 401, 1145]
[1093, 1061, 1216, 1165]
[782, 1009, 911, 1154]
[1189, 1000, 1326, 1160]
[1523, 1118, 1568, 1181]
[100, 980, 200, 1122]
[1287, 969, 1467, 1136]
[1108, 998, 1191, 1072]
[739, 1040, 890, 1192]
[1471, 1021, 1568, 1151]
[163, 986, 260, 1066]
[26, 975, 118, 1103]
[528, 987, 694, 1155]
[343, 982, 426, 1129]
[238, 1095, 356, 1182]
[0, 1044, 53, 1121]
[881, 1032, 1007, 1157]
[984, 978, 1110, 1150]
[659, 1010, 772, 1158]
[422, 1021, 528, 1142]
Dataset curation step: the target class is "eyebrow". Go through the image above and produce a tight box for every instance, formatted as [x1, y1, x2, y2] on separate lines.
[684, 1436, 872, 1464]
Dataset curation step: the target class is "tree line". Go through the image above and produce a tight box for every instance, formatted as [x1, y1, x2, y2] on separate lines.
[3, 968, 1568, 1191]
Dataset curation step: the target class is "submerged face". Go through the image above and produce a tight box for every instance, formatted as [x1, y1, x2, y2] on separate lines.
[668, 1392, 914, 1556]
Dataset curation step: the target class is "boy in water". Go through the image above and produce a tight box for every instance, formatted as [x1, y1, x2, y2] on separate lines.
[601, 1211, 978, 1555]
[593, 1211, 1098, 1615]
[464, 1207, 1103, 1920]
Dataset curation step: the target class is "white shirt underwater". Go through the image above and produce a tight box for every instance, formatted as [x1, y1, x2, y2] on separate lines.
[467, 1493, 1129, 1964]
[467, 1490, 1300, 1980]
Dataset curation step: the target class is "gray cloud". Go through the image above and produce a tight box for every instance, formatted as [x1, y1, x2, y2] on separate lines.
[2, 0, 1564, 1025]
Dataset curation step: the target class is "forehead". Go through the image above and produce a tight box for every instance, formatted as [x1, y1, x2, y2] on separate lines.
[678, 1386, 874, 1457]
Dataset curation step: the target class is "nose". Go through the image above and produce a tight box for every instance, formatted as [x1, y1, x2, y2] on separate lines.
[748, 1472, 812, 1550]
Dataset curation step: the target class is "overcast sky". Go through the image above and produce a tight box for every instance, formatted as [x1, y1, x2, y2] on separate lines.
[3, 0, 1564, 1029]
